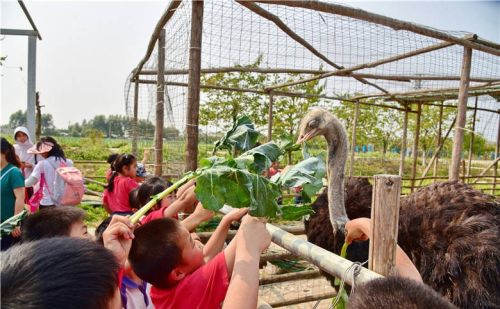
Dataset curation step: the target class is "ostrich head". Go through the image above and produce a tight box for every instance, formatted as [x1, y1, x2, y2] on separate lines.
[298, 108, 349, 234]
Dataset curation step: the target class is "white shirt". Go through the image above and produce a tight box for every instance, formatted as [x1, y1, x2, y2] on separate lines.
[29, 157, 74, 206]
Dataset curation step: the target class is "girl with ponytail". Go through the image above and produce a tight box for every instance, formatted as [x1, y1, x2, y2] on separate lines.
[102, 154, 139, 215]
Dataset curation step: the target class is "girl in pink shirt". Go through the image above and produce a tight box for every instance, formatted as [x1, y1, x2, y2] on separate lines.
[103, 154, 139, 215]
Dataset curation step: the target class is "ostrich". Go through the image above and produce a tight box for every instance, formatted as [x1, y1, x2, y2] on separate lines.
[299, 108, 500, 308]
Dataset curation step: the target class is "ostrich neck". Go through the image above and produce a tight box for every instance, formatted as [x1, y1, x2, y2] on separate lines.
[325, 123, 348, 232]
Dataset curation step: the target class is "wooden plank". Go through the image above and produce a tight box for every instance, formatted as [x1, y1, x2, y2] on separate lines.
[411, 104, 421, 192]
[349, 101, 360, 177]
[369, 175, 401, 277]
[131, 0, 182, 80]
[254, 1, 500, 56]
[259, 269, 321, 285]
[184, 0, 204, 172]
[449, 47, 473, 181]
[154, 29, 166, 176]
[399, 104, 409, 176]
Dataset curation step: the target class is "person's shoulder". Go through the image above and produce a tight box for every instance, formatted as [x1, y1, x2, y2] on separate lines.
[7, 164, 23, 177]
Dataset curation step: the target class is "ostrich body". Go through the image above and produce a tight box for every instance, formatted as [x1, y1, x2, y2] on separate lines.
[300, 108, 500, 308]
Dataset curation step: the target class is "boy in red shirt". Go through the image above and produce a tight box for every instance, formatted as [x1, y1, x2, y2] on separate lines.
[128, 209, 270, 309]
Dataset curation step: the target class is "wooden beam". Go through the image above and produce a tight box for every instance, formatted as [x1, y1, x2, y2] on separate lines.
[17, 0, 42, 39]
[132, 81, 139, 157]
[467, 97, 478, 178]
[349, 101, 360, 177]
[411, 104, 421, 192]
[136, 79, 414, 112]
[254, 1, 500, 56]
[0, 28, 38, 36]
[237, 1, 391, 95]
[399, 105, 409, 176]
[184, 0, 204, 172]
[140, 67, 326, 75]
[154, 30, 166, 176]
[131, 0, 182, 81]
[369, 175, 401, 277]
[259, 269, 321, 285]
[449, 47, 473, 181]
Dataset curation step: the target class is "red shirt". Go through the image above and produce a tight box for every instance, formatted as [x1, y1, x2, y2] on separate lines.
[151, 252, 229, 309]
[140, 205, 178, 225]
[103, 175, 139, 213]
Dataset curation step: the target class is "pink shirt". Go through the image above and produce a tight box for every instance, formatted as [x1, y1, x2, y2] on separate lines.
[151, 252, 229, 309]
[103, 175, 138, 213]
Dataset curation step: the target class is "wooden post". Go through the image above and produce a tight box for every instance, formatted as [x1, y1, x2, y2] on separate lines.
[27, 35, 37, 138]
[154, 30, 166, 176]
[433, 101, 444, 177]
[467, 97, 478, 179]
[411, 104, 421, 192]
[267, 91, 274, 142]
[35, 92, 42, 140]
[494, 110, 500, 194]
[449, 47, 472, 181]
[399, 104, 409, 177]
[349, 101, 360, 177]
[369, 174, 401, 277]
[185, 0, 204, 172]
[132, 81, 139, 157]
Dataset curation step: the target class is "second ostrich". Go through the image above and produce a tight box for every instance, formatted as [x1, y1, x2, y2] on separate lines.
[299, 108, 500, 309]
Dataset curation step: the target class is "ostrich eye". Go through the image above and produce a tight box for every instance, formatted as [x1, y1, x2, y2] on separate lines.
[308, 119, 320, 129]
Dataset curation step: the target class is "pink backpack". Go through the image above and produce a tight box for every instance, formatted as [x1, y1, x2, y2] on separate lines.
[51, 161, 85, 206]
[28, 173, 47, 212]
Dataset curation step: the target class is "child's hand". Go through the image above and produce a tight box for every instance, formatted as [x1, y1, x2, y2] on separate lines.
[103, 215, 136, 267]
[239, 215, 271, 254]
[222, 208, 248, 225]
[345, 218, 371, 244]
[11, 226, 21, 238]
[192, 202, 214, 222]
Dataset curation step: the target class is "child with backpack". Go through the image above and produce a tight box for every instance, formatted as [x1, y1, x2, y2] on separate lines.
[103, 154, 139, 215]
[25, 137, 83, 210]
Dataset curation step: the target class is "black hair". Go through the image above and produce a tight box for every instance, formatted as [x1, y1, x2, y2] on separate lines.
[347, 276, 456, 309]
[1, 138, 21, 168]
[95, 216, 112, 245]
[137, 176, 169, 208]
[40, 136, 66, 161]
[106, 153, 120, 171]
[1, 237, 119, 309]
[21, 207, 86, 242]
[106, 153, 137, 193]
[129, 218, 182, 288]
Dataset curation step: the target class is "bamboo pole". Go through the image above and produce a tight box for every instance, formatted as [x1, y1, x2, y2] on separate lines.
[411, 104, 421, 192]
[494, 111, 500, 194]
[418, 116, 457, 186]
[254, 1, 500, 56]
[185, 0, 204, 172]
[236, 0, 390, 95]
[467, 97, 478, 179]
[369, 175, 401, 277]
[471, 157, 500, 184]
[399, 104, 409, 176]
[154, 30, 166, 176]
[267, 91, 274, 142]
[136, 79, 414, 113]
[449, 47, 473, 181]
[131, 0, 182, 81]
[349, 101, 360, 177]
[132, 81, 139, 157]
[433, 101, 444, 177]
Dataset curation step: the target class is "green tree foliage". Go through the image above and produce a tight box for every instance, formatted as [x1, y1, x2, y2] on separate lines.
[9, 110, 56, 135]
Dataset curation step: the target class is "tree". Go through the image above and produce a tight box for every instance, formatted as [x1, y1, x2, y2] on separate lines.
[8, 110, 56, 135]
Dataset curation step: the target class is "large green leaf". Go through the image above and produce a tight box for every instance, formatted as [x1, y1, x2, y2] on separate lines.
[195, 165, 281, 218]
[213, 116, 260, 154]
[239, 142, 283, 174]
[281, 205, 314, 221]
[272, 156, 326, 198]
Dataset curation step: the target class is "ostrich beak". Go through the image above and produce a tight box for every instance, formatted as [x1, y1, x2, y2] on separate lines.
[296, 128, 319, 144]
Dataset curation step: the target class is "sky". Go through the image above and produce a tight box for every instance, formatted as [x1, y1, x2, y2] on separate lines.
[1, 0, 499, 129]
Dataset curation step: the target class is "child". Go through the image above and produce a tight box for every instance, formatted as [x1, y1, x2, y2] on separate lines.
[103, 154, 139, 215]
[128, 209, 270, 309]
[21, 207, 89, 242]
[13, 126, 39, 179]
[105, 153, 120, 181]
[345, 218, 422, 283]
[25, 136, 74, 208]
